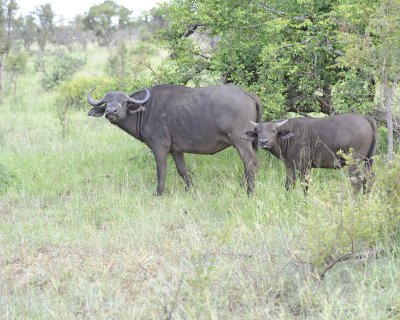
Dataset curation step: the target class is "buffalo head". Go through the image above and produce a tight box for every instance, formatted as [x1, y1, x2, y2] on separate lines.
[87, 88, 150, 123]
[241, 119, 294, 149]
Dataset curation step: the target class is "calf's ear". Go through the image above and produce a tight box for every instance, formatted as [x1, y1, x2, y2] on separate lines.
[88, 107, 105, 117]
[278, 130, 295, 140]
[241, 131, 258, 141]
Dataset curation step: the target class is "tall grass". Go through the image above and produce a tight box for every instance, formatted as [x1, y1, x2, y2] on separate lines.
[0, 46, 399, 319]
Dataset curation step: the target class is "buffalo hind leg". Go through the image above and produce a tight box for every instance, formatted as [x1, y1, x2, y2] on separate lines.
[361, 157, 374, 193]
[363, 172, 375, 194]
[234, 142, 257, 195]
[171, 151, 192, 191]
[153, 148, 168, 196]
[348, 163, 363, 193]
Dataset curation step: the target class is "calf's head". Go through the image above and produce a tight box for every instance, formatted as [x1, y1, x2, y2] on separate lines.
[241, 119, 294, 149]
[87, 88, 150, 123]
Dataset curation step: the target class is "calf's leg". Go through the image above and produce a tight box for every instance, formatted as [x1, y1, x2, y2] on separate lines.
[171, 151, 192, 191]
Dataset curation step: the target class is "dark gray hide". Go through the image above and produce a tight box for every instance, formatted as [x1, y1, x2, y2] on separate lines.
[241, 114, 377, 192]
[88, 84, 262, 195]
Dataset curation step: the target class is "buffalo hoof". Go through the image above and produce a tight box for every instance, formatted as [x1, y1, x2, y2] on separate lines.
[153, 190, 164, 197]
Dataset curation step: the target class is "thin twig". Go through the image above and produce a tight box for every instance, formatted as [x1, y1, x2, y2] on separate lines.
[166, 274, 184, 320]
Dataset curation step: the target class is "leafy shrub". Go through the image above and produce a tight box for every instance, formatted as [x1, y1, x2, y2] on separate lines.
[129, 41, 158, 56]
[4, 49, 29, 96]
[105, 41, 159, 79]
[298, 158, 400, 277]
[33, 50, 87, 90]
[106, 41, 130, 79]
[57, 75, 153, 110]
[5, 50, 29, 75]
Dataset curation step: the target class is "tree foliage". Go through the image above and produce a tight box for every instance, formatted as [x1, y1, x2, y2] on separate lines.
[83, 0, 132, 46]
[4, 48, 28, 96]
[335, 0, 400, 160]
[34, 3, 55, 51]
[154, 0, 398, 119]
[69, 15, 92, 50]
[19, 14, 37, 51]
[0, 0, 18, 94]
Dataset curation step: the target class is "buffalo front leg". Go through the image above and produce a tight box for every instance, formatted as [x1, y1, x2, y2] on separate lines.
[171, 151, 192, 191]
[234, 143, 258, 195]
[153, 148, 168, 196]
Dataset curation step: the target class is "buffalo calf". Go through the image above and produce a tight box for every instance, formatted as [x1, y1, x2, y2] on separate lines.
[241, 114, 377, 192]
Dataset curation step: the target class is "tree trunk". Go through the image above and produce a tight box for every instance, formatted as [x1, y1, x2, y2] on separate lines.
[0, 50, 10, 96]
[384, 85, 394, 161]
[0, 60, 3, 95]
[13, 75, 18, 99]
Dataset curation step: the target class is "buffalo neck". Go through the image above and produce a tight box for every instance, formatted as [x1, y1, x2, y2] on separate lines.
[275, 119, 311, 161]
[115, 111, 145, 142]
[269, 142, 285, 161]
[273, 120, 297, 160]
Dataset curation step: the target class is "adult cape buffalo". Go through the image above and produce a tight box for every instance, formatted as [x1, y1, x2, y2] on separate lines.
[87, 84, 262, 195]
[241, 114, 377, 192]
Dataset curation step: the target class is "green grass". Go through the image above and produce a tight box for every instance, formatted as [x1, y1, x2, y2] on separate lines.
[0, 47, 400, 319]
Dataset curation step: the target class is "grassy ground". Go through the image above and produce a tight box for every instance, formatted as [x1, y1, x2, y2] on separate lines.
[0, 46, 399, 319]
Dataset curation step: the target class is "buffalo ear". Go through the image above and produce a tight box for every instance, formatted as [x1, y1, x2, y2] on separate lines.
[88, 107, 105, 117]
[241, 131, 258, 141]
[278, 130, 295, 140]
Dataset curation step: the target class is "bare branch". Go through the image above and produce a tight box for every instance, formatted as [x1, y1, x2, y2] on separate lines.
[319, 248, 378, 279]
[253, 3, 286, 15]
[144, 63, 157, 77]
[181, 23, 206, 38]
[326, 38, 344, 56]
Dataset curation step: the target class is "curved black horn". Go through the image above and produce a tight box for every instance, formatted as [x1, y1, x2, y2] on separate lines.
[87, 87, 106, 107]
[127, 88, 150, 105]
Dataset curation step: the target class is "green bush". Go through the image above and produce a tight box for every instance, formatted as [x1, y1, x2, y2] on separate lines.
[4, 49, 29, 96]
[34, 50, 87, 90]
[57, 75, 153, 110]
[5, 50, 29, 75]
[105, 41, 159, 79]
[106, 42, 131, 79]
[298, 157, 400, 277]
[129, 41, 158, 56]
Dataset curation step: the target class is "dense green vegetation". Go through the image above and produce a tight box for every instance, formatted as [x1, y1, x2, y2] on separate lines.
[0, 0, 400, 318]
